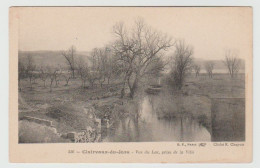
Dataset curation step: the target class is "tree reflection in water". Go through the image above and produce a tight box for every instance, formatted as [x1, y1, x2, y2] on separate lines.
[102, 95, 211, 142]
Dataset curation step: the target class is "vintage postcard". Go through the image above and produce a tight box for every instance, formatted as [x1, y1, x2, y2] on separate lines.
[9, 7, 252, 163]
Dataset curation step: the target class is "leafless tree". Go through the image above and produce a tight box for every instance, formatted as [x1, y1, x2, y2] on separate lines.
[48, 67, 59, 92]
[54, 70, 61, 87]
[170, 40, 193, 90]
[95, 48, 107, 88]
[86, 49, 101, 88]
[25, 55, 36, 90]
[63, 71, 72, 86]
[91, 47, 119, 88]
[204, 61, 215, 78]
[103, 46, 118, 85]
[39, 66, 49, 88]
[193, 64, 201, 77]
[61, 45, 77, 78]
[112, 18, 173, 98]
[145, 55, 166, 78]
[77, 57, 89, 88]
[223, 50, 241, 78]
[87, 71, 98, 88]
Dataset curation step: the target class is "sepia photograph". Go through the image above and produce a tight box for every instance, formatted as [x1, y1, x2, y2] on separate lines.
[17, 7, 247, 143]
[9, 7, 253, 163]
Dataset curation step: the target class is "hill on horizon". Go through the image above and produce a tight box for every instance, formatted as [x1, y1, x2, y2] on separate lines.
[18, 50, 245, 71]
[18, 50, 90, 68]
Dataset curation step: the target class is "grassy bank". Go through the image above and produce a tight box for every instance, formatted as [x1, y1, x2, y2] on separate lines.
[154, 73, 245, 131]
[18, 78, 125, 142]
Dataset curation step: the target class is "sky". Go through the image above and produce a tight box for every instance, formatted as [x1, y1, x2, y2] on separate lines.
[17, 7, 252, 60]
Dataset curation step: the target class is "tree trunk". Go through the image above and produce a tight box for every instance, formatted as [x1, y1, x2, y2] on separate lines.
[120, 87, 125, 98]
[196, 72, 199, 77]
[50, 80, 53, 92]
[107, 77, 110, 85]
[129, 86, 135, 99]
[65, 79, 69, 86]
[81, 80, 84, 88]
[72, 70, 75, 78]
[129, 75, 139, 99]
[120, 74, 129, 98]
[29, 77, 33, 90]
[55, 80, 58, 87]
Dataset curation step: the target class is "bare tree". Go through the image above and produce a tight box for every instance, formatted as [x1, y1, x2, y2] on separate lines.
[112, 18, 173, 98]
[63, 71, 72, 86]
[103, 46, 117, 85]
[25, 55, 36, 90]
[193, 64, 201, 77]
[61, 45, 77, 78]
[48, 67, 58, 92]
[204, 61, 214, 78]
[87, 71, 98, 88]
[223, 50, 241, 78]
[39, 66, 49, 88]
[144, 56, 166, 78]
[86, 49, 101, 88]
[77, 57, 89, 88]
[91, 47, 119, 88]
[54, 70, 61, 87]
[95, 48, 107, 88]
[170, 40, 193, 90]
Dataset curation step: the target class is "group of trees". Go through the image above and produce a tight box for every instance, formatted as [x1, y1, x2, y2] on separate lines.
[18, 55, 36, 91]
[169, 45, 242, 89]
[19, 55, 68, 92]
[18, 18, 242, 97]
[62, 19, 172, 98]
[223, 50, 242, 78]
[191, 50, 241, 80]
[76, 47, 118, 88]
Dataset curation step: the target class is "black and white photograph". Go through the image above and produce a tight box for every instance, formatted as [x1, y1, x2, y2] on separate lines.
[16, 7, 249, 144]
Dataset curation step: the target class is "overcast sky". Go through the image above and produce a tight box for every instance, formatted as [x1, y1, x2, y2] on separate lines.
[17, 7, 251, 60]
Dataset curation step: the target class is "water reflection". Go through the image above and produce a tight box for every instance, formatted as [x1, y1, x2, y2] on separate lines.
[103, 96, 211, 142]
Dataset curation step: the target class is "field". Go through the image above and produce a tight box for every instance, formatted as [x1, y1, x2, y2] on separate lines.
[18, 73, 245, 142]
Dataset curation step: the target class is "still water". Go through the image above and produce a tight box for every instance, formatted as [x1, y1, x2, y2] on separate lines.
[103, 96, 211, 142]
